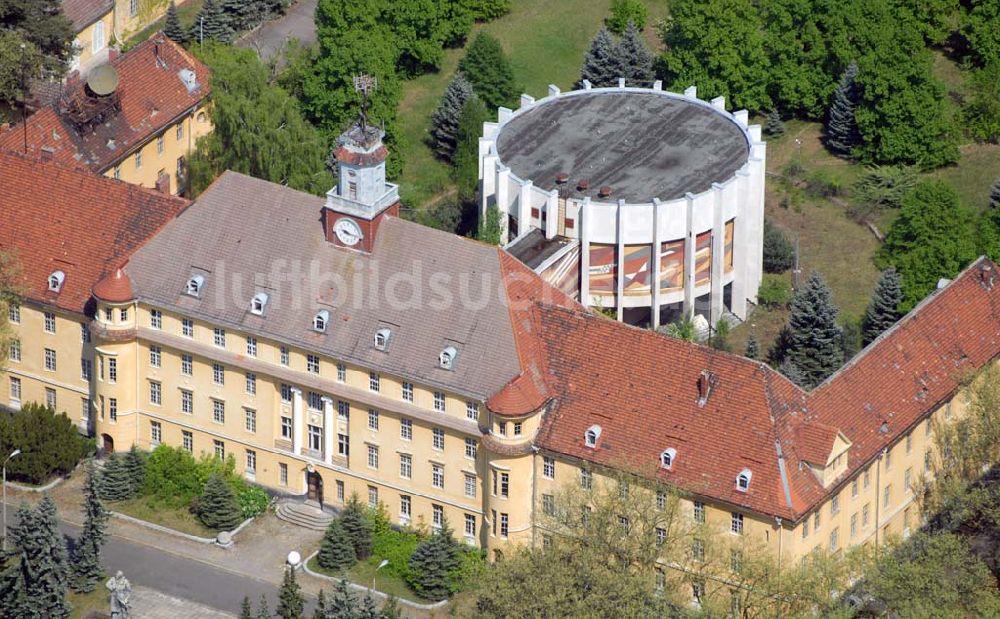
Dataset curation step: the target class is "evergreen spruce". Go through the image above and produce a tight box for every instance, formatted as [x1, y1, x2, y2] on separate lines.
[430, 75, 474, 161]
[745, 334, 759, 360]
[221, 0, 264, 33]
[339, 494, 372, 560]
[825, 63, 861, 157]
[763, 218, 794, 273]
[358, 592, 380, 619]
[578, 26, 620, 88]
[990, 177, 1000, 210]
[458, 33, 519, 111]
[164, 1, 189, 44]
[276, 567, 304, 619]
[99, 454, 133, 502]
[318, 518, 357, 571]
[616, 21, 654, 87]
[256, 593, 271, 619]
[311, 589, 327, 619]
[328, 578, 357, 618]
[0, 497, 72, 618]
[861, 268, 903, 346]
[124, 445, 146, 497]
[786, 272, 844, 388]
[406, 518, 460, 601]
[779, 358, 805, 387]
[381, 594, 402, 619]
[764, 109, 786, 137]
[191, 0, 234, 44]
[240, 596, 254, 619]
[197, 472, 243, 531]
[0, 503, 40, 617]
[72, 462, 109, 593]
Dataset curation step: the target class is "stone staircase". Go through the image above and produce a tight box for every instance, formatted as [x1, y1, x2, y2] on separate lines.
[275, 499, 333, 531]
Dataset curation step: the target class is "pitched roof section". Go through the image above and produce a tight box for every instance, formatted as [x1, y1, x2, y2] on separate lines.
[0, 34, 209, 173]
[0, 151, 189, 314]
[62, 0, 113, 31]
[92, 268, 135, 303]
[123, 171, 535, 400]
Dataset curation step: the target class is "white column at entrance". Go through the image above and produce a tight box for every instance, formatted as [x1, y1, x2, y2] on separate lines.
[322, 396, 334, 465]
[291, 388, 303, 456]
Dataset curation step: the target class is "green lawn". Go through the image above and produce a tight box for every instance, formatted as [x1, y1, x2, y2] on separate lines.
[396, 0, 668, 208]
[69, 586, 109, 619]
[931, 143, 1000, 211]
[111, 496, 217, 539]
[307, 556, 433, 604]
[124, 0, 205, 49]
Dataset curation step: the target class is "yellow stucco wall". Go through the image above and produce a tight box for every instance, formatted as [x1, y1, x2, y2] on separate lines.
[72, 12, 115, 74]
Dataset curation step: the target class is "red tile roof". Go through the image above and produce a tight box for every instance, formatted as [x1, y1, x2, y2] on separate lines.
[0, 150, 189, 315]
[62, 0, 113, 31]
[0, 34, 209, 173]
[92, 267, 135, 303]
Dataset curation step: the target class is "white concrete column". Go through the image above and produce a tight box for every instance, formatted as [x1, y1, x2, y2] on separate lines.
[684, 86, 697, 99]
[519, 94, 535, 109]
[497, 106, 513, 123]
[710, 184, 725, 326]
[683, 193, 696, 318]
[615, 199, 625, 321]
[731, 170, 751, 319]
[710, 96, 726, 110]
[291, 388, 303, 456]
[545, 191, 558, 239]
[480, 148, 497, 219]
[580, 198, 591, 306]
[518, 180, 533, 235]
[496, 166, 511, 243]
[548, 84, 561, 98]
[322, 396, 334, 465]
[652, 198, 663, 327]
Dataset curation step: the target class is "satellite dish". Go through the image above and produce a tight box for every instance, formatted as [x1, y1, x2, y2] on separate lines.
[87, 65, 119, 96]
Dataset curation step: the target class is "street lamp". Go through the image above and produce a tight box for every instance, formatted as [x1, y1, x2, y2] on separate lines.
[3, 448, 22, 552]
[372, 559, 389, 593]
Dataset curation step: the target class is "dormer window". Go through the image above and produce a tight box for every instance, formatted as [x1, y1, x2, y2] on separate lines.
[374, 328, 391, 351]
[660, 448, 677, 470]
[584, 425, 602, 448]
[736, 468, 752, 492]
[439, 346, 457, 370]
[313, 310, 330, 332]
[48, 270, 65, 292]
[186, 275, 204, 297]
[250, 293, 268, 316]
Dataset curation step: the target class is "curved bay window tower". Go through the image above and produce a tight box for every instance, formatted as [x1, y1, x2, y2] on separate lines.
[479, 81, 767, 328]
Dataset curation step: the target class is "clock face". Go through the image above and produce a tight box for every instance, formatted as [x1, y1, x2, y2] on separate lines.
[334, 217, 363, 246]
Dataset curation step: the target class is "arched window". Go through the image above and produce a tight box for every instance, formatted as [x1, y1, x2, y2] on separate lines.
[48, 271, 65, 292]
[374, 328, 391, 351]
[313, 310, 330, 332]
[439, 345, 457, 370]
[736, 468, 752, 492]
[660, 448, 677, 470]
[584, 425, 602, 448]
[185, 275, 204, 297]
[250, 293, 268, 315]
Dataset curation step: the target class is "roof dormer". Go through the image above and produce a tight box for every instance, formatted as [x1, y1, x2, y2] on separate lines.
[439, 345, 457, 370]
[313, 310, 330, 333]
[186, 274, 204, 297]
[48, 270, 65, 293]
[250, 292, 268, 316]
[584, 424, 602, 448]
[736, 468, 752, 492]
[660, 448, 677, 470]
[374, 327, 391, 351]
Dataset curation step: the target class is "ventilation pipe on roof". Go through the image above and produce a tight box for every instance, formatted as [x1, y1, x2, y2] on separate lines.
[577, 179, 589, 192]
[555, 172, 569, 185]
[597, 186, 612, 198]
[980, 263, 995, 291]
[697, 370, 717, 408]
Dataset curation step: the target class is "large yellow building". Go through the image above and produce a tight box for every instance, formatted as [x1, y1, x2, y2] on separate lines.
[0, 34, 211, 197]
[4, 116, 1000, 607]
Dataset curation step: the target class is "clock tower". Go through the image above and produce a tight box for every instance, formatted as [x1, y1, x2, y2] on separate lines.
[323, 77, 400, 253]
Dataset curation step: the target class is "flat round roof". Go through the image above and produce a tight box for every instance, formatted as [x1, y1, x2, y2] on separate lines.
[495, 91, 750, 203]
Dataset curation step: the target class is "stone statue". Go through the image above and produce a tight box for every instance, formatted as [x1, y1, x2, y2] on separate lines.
[106, 570, 132, 619]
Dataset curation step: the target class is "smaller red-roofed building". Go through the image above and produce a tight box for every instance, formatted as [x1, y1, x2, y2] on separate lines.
[1, 33, 211, 196]
[0, 150, 188, 431]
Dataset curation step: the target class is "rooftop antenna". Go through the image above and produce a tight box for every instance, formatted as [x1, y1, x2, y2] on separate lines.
[352, 74, 377, 133]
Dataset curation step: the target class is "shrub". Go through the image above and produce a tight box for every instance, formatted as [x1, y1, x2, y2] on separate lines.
[763, 218, 794, 273]
[448, 547, 487, 593]
[370, 506, 421, 582]
[850, 165, 917, 222]
[804, 170, 844, 198]
[0, 402, 89, 484]
[757, 274, 792, 309]
[141, 445, 204, 509]
[607, 0, 647, 35]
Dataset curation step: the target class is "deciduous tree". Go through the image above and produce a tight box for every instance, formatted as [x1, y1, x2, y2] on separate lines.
[607, 0, 647, 35]
[0, 0, 73, 87]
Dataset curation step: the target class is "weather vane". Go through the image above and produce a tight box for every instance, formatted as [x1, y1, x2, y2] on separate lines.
[353, 74, 377, 132]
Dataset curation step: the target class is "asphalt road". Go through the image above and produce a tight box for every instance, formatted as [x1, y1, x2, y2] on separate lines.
[238, 0, 319, 61]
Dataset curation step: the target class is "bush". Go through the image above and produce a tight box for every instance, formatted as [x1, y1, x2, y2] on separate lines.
[370, 505, 421, 582]
[804, 169, 844, 198]
[850, 165, 917, 222]
[448, 548, 487, 593]
[0, 402, 89, 484]
[140, 444, 243, 511]
[198, 472, 243, 531]
[757, 274, 792, 309]
[763, 218, 794, 273]
[607, 0, 647, 35]
[234, 482, 269, 519]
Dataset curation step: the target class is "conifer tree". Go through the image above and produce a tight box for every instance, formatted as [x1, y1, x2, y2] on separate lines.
[72, 462, 109, 593]
[745, 334, 759, 360]
[616, 21, 654, 87]
[339, 494, 372, 560]
[578, 26, 620, 88]
[276, 567, 304, 619]
[786, 272, 843, 388]
[764, 109, 785, 137]
[256, 593, 271, 619]
[328, 578, 357, 618]
[99, 454, 133, 502]
[0, 498, 72, 618]
[825, 63, 861, 157]
[197, 472, 243, 530]
[779, 358, 805, 387]
[124, 445, 145, 497]
[318, 518, 357, 571]
[990, 177, 1000, 210]
[358, 592, 380, 619]
[240, 596, 254, 619]
[763, 218, 794, 273]
[164, 1, 189, 44]
[458, 33, 519, 111]
[430, 74, 474, 161]
[0, 503, 40, 617]
[407, 518, 460, 601]
[861, 268, 903, 346]
[311, 589, 327, 619]
[191, 0, 234, 44]
[381, 594, 402, 619]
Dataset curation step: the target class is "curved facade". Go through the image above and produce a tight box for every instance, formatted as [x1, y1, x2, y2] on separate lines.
[479, 82, 767, 326]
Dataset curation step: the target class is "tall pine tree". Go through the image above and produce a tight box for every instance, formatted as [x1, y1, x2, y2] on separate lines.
[779, 358, 805, 387]
[276, 567, 304, 619]
[381, 594, 402, 619]
[339, 494, 372, 560]
[164, 1, 189, 44]
[406, 517, 460, 601]
[191, 0, 234, 44]
[124, 446, 146, 497]
[825, 63, 861, 157]
[317, 518, 357, 571]
[255, 593, 271, 619]
[328, 578, 357, 618]
[0, 498, 72, 618]
[861, 268, 902, 346]
[786, 272, 843, 388]
[198, 472, 243, 531]
[311, 589, 327, 619]
[240, 596, 254, 619]
[578, 27, 620, 88]
[358, 592, 380, 619]
[458, 33, 519, 111]
[99, 454, 133, 502]
[72, 462, 109, 593]
[430, 74, 474, 161]
[616, 21, 653, 87]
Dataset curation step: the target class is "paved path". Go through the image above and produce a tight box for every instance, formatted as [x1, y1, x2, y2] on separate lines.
[131, 586, 235, 619]
[238, 0, 318, 61]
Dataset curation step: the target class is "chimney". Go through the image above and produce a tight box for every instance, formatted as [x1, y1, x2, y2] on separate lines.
[980, 263, 995, 291]
[597, 185, 612, 198]
[155, 172, 171, 194]
[696, 370, 717, 408]
[577, 179, 589, 192]
[40, 146, 54, 162]
[555, 172, 569, 185]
